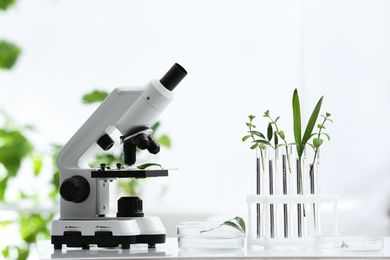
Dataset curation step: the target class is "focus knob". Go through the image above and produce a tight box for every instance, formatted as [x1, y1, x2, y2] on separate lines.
[117, 196, 144, 217]
[97, 133, 114, 151]
[60, 175, 90, 203]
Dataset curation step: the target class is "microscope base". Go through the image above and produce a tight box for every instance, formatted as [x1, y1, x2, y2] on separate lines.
[51, 234, 165, 250]
[51, 217, 166, 250]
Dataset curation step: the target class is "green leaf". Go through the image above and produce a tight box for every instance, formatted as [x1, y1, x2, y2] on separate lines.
[248, 115, 255, 120]
[242, 135, 251, 142]
[278, 130, 285, 140]
[82, 90, 109, 104]
[221, 217, 246, 237]
[157, 134, 171, 148]
[341, 241, 349, 248]
[2, 246, 9, 258]
[0, 220, 13, 228]
[255, 139, 271, 146]
[313, 138, 323, 148]
[32, 155, 43, 176]
[136, 163, 163, 170]
[301, 96, 324, 148]
[0, 40, 21, 69]
[292, 89, 302, 156]
[16, 247, 30, 260]
[234, 216, 246, 233]
[317, 124, 324, 129]
[251, 131, 265, 139]
[322, 132, 331, 141]
[150, 121, 160, 131]
[250, 143, 258, 150]
[0, 129, 33, 178]
[223, 221, 244, 234]
[274, 132, 279, 147]
[0, 0, 16, 10]
[267, 123, 273, 141]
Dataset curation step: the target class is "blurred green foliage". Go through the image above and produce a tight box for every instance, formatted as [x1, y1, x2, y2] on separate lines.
[0, 40, 21, 69]
[0, 112, 56, 260]
[0, 0, 21, 69]
[0, 2, 171, 257]
[0, 2, 56, 259]
[0, 0, 16, 11]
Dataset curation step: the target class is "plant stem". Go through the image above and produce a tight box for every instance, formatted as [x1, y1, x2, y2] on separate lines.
[200, 223, 223, 234]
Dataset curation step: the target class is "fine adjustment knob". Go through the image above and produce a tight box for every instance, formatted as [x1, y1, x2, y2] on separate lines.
[97, 133, 114, 151]
[117, 196, 144, 217]
[60, 175, 90, 203]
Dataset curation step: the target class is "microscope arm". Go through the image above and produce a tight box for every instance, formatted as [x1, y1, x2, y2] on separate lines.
[56, 78, 174, 176]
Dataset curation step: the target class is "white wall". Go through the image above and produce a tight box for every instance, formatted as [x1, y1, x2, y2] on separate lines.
[303, 0, 390, 235]
[1, 0, 390, 236]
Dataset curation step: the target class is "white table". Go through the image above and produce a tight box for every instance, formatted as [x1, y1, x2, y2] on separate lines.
[38, 237, 390, 259]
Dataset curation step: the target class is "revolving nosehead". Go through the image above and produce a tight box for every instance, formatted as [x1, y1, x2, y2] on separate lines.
[122, 129, 161, 166]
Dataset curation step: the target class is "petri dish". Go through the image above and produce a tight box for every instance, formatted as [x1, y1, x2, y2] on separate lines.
[177, 222, 244, 250]
[315, 236, 383, 252]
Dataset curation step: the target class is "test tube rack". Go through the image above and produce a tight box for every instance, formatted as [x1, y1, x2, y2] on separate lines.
[247, 194, 339, 249]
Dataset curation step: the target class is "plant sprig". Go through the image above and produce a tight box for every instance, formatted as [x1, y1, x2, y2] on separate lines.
[309, 112, 332, 168]
[242, 115, 270, 171]
[292, 89, 324, 159]
[200, 216, 246, 237]
[263, 110, 292, 173]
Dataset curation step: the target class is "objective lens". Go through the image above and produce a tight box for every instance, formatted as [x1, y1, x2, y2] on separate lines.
[134, 133, 149, 150]
[147, 135, 160, 154]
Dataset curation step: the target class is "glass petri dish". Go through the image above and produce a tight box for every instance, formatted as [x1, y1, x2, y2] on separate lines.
[315, 236, 383, 253]
[177, 222, 244, 250]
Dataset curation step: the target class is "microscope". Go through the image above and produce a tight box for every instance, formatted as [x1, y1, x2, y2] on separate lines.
[51, 63, 187, 250]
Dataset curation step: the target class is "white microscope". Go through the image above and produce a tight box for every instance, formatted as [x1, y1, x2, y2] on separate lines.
[51, 63, 187, 250]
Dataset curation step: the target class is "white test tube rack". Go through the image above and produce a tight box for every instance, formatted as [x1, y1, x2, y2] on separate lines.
[247, 194, 339, 249]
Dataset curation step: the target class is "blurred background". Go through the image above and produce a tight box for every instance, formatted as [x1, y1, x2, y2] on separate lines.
[1, 0, 390, 259]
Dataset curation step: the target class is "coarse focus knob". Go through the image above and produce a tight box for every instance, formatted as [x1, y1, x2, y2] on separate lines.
[60, 175, 90, 203]
[117, 196, 144, 217]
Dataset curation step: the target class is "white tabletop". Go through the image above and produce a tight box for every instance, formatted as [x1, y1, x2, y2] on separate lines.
[38, 237, 390, 259]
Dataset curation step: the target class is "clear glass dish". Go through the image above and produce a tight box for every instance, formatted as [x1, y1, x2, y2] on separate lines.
[177, 222, 244, 250]
[315, 236, 383, 252]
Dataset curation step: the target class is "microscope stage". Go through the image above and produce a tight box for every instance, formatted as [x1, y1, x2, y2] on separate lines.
[91, 169, 169, 179]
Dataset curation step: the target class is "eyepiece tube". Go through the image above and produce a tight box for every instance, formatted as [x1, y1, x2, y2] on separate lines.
[160, 63, 187, 91]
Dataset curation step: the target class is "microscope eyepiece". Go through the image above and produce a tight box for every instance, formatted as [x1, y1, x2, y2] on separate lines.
[159, 63, 187, 91]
